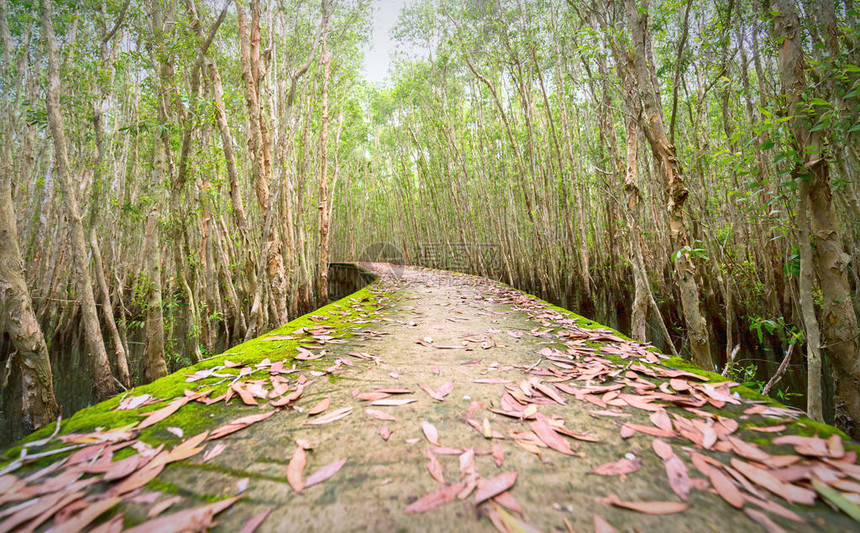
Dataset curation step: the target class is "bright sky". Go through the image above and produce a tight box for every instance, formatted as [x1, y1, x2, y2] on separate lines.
[361, 0, 411, 85]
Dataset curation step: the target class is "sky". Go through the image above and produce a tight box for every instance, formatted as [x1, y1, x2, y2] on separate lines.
[361, 0, 412, 85]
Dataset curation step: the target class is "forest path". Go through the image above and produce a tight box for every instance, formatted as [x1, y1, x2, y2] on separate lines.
[2, 264, 857, 532]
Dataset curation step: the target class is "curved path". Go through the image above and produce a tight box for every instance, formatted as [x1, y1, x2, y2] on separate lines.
[1, 264, 858, 532]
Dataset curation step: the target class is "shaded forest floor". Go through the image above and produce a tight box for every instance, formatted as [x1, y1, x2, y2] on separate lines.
[1, 264, 858, 532]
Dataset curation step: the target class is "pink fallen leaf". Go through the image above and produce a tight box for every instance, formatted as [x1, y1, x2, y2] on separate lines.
[288, 447, 306, 493]
[652, 440, 690, 501]
[306, 397, 331, 416]
[690, 451, 744, 509]
[305, 458, 347, 488]
[594, 514, 618, 533]
[422, 421, 440, 445]
[426, 451, 446, 484]
[730, 458, 816, 505]
[475, 471, 518, 504]
[304, 406, 352, 425]
[743, 508, 787, 533]
[236, 477, 249, 493]
[530, 415, 576, 456]
[600, 494, 687, 514]
[491, 443, 504, 468]
[147, 496, 182, 518]
[371, 398, 417, 406]
[239, 508, 273, 533]
[404, 483, 466, 514]
[365, 408, 396, 421]
[207, 410, 277, 440]
[591, 458, 643, 477]
[124, 498, 237, 533]
[380, 425, 391, 441]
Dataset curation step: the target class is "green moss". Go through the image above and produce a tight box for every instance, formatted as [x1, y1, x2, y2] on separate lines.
[1, 284, 383, 464]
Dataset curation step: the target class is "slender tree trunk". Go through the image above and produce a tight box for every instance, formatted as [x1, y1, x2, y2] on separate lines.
[623, 0, 713, 370]
[40, 0, 115, 400]
[796, 180, 824, 422]
[1, 164, 60, 432]
[316, 0, 331, 304]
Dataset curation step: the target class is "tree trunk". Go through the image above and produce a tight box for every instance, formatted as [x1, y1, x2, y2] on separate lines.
[623, 0, 713, 370]
[316, 0, 332, 304]
[796, 180, 824, 422]
[772, 0, 860, 436]
[40, 0, 115, 400]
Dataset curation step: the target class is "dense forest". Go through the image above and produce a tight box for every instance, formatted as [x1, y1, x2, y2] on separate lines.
[0, 0, 857, 444]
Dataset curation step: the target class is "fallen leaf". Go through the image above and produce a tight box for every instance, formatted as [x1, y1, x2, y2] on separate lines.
[652, 440, 690, 501]
[165, 427, 184, 439]
[492, 444, 504, 468]
[239, 508, 273, 533]
[811, 476, 860, 520]
[475, 472, 518, 504]
[591, 458, 643, 477]
[731, 458, 816, 505]
[594, 514, 618, 533]
[236, 477, 249, 493]
[530, 415, 576, 456]
[305, 458, 348, 488]
[365, 408, 396, 421]
[124, 498, 237, 533]
[743, 508, 787, 533]
[426, 451, 446, 484]
[380, 426, 391, 441]
[422, 421, 440, 445]
[52, 497, 121, 533]
[304, 406, 352, 425]
[307, 397, 331, 416]
[600, 494, 687, 514]
[371, 398, 417, 406]
[208, 410, 277, 440]
[148, 496, 182, 518]
[288, 447, 306, 493]
[690, 451, 743, 508]
[404, 483, 466, 514]
[202, 443, 226, 462]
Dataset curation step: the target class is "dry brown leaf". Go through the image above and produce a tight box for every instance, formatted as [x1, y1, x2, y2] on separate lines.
[422, 421, 440, 445]
[404, 483, 466, 514]
[304, 406, 352, 425]
[239, 508, 273, 533]
[690, 451, 744, 508]
[475, 471, 518, 504]
[207, 410, 277, 440]
[288, 447, 306, 493]
[305, 458, 347, 488]
[147, 496, 181, 518]
[743, 508, 787, 533]
[426, 450, 446, 484]
[731, 458, 817, 505]
[594, 514, 618, 533]
[591, 458, 643, 477]
[380, 425, 391, 441]
[530, 414, 576, 456]
[366, 408, 396, 421]
[371, 398, 416, 406]
[492, 443, 504, 468]
[52, 497, 121, 533]
[124, 497, 237, 533]
[600, 494, 687, 514]
[306, 397, 331, 416]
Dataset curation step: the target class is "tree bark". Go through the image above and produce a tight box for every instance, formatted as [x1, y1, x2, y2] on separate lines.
[772, 0, 860, 436]
[316, 0, 332, 304]
[40, 0, 116, 400]
[623, 0, 713, 370]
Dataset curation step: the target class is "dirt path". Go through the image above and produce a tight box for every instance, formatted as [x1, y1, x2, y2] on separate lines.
[1, 265, 858, 532]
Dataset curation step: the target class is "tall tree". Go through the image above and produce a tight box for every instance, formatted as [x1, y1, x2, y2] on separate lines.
[40, 0, 116, 400]
[771, 0, 860, 436]
[622, 0, 713, 370]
